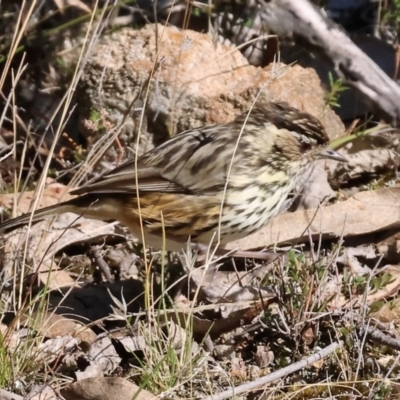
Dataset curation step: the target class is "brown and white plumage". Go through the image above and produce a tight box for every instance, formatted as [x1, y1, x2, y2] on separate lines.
[0, 102, 346, 253]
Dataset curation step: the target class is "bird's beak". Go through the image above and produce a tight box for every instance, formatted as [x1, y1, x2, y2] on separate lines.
[318, 148, 347, 162]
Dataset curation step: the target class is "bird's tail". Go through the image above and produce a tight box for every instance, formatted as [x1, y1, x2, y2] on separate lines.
[0, 195, 100, 235]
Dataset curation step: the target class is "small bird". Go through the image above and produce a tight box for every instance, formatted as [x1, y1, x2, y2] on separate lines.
[0, 102, 346, 257]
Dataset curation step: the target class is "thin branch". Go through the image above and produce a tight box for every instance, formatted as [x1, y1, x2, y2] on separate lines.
[360, 326, 400, 351]
[200, 341, 342, 400]
[0, 388, 23, 400]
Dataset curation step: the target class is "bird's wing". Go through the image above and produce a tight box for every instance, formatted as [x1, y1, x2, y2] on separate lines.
[71, 124, 238, 196]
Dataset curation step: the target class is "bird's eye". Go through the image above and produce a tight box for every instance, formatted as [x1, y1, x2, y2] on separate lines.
[299, 140, 312, 153]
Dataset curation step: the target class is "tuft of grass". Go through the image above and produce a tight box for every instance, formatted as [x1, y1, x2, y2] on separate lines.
[0, 283, 55, 393]
[107, 244, 210, 396]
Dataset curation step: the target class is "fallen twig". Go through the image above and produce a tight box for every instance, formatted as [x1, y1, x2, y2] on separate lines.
[360, 326, 400, 351]
[200, 341, 342, 400]
[0, 388, 23, 400]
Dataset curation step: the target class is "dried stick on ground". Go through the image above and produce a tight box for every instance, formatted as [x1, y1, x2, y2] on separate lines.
[0, 388, 23, 400]
[200, 341, 342, 400]
[360, 326, 400, 351]
[257, 0, 400, 125]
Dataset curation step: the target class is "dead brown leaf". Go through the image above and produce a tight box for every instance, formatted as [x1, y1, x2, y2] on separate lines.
[37, 335, 79, 365]
[187, 264, 274, 304]
[24, 312, 97, 343]
[27, 384, 57, 400]
[172, 299, 266, 338]
[227, 187, 400, 251]
[0, 324, 19, 352]
[253, 345, 274, 368]
[301, 326, 315, 346]
[60, 377, 155, 400]
[0, 183, 72, 215]
[88, 334, 121, 375]
[66, 0, 92, 13]
[369, 298, 400, 324]
[2, 215, 119, 289]
[230, 357, 247, 382]
[52, 0, 91, 14]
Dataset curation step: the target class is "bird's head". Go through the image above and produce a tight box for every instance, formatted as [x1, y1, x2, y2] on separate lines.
[239, 102, 346, 172]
